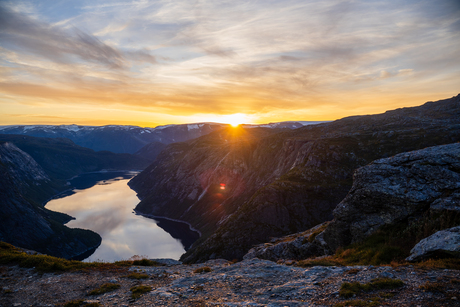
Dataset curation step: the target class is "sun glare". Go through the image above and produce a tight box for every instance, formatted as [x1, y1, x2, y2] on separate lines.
[222, 113, 248, 127]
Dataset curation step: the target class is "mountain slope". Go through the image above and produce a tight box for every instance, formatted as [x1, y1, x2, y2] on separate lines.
[129, 94, 460, 262]
[0, 134, 149, 196]
[0, 142, 101, 259]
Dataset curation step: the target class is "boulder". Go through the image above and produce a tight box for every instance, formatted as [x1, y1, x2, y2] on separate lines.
[406, 226, 460, 261]
[322, 143, 460, 252]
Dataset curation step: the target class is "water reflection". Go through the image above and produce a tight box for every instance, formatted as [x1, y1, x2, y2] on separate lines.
[46, 172, 197, 262]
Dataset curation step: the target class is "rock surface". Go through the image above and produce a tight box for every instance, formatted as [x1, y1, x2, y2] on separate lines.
[407, 226, 460, 262]
[322, 142, 460, 253]
[243, 223, 329, 261]
[1, 258, 459, 306]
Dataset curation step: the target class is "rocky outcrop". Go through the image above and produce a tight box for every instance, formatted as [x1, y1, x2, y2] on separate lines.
[406, 226, 460, 262]
[321, 143, 460, 253]
[243, 223, 329, 261]
[129, 94, 460, 262]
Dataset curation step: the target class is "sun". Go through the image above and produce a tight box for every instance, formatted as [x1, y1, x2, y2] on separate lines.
[222, 113, 248, 127]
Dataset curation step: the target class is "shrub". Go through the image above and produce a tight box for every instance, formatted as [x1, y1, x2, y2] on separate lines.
[88, 283, 120, 295]
[419, 281, 445, 293]
[132, 259, 160, 266]
[297, 256, 343, 267]
[193, 266, 212, 273]
[126, 272, 149, 279]
[339, 278, 404, 298]
[63, 300, 100, 307]
[130, 285, 152, 299]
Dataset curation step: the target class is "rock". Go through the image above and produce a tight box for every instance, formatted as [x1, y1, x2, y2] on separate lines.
[243, 223, 328, 261]
[406, 226, 460, 262]
[321, 143, 460, 252]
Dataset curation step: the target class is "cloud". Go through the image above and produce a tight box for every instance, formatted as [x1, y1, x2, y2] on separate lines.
[0, 0, 459, 126]
[0, 3, 158, 69]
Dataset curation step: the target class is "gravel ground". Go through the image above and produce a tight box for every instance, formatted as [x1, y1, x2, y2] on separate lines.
[1, 258, 459, 307]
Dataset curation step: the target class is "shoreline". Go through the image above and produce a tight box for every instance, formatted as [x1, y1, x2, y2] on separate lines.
[42, 169, 140, 206]
[133, 210, 202, 237]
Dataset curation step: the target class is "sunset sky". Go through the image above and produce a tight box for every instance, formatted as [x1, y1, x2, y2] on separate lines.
[1, 0, 459, 127]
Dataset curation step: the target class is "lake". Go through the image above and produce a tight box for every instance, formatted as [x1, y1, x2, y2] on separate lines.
[45, 171, 200, 262]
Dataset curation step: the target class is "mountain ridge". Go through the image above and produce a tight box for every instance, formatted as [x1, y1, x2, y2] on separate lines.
[128, 94, 460, 263]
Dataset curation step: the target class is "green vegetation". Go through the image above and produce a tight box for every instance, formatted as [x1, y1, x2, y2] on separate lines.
[114, 258, 161, 267]
[132, 259, 160, 266]
[339, 278, 404, 298]
[130, 285, 152, 299]
[193, 266, 212, 273]
[88, 283, 121, 295]
[0, 241, 98, 272]
[297, 257, 342, 267]
[126, 272, 149, 279]
[334, 298, 381, 307]
[299, 210, 460, 269]
[63, 300, 100, 307]
[0, 241, 164, 273]
[306, 222, 329, 243]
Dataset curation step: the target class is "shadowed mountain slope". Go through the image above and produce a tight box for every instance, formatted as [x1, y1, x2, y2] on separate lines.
[129, 94, 460, 262]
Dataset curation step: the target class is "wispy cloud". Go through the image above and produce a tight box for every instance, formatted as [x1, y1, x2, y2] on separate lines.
[0, 0, 459, 126]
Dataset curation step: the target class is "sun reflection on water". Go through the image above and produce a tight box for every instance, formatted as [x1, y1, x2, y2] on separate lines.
[46, 178, 186, 262]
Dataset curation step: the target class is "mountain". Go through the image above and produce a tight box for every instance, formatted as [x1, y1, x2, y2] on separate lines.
[0, 142, 101, 259]
[128, 94, 460, 263]
[0, 123, 227, 154]
[0, 134, 149, 184]
[0, 122, 318, 155]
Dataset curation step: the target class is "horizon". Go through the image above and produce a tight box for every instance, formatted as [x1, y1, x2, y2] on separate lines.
[1, 1, 459, 127]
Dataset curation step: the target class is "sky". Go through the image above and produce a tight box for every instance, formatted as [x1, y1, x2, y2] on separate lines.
[0, 0, 459, 127]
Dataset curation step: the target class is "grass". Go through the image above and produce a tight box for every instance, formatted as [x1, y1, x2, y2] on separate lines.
[305, 222, 329, 243]
[193, 266, 212, 273]
[297, 210, 460, 269]
[413, 258, 460, 270]
[130, 285, 152, 299]
[63, 300, 100, 307]
[0, 241, 162, 273]
[88, 283, 121, 295]
[334, 298, 380, 307]
[339, 278, 404, 298]
[0, 241, 101, 272]
[126, 272, 149, 279]
[297, 257, 343, 267]
[419, 281, 445, 293]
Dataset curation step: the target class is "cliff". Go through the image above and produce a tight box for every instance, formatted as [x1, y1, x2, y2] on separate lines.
[128, 94, 460, 262]
[245, 143, 460, 262]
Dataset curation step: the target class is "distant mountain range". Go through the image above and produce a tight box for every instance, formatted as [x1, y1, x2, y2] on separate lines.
[0, 121, 320, 155]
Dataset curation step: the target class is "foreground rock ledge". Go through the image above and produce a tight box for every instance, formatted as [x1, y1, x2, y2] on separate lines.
[1, 258, 459, 306]
[322, 142, 460, 253]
